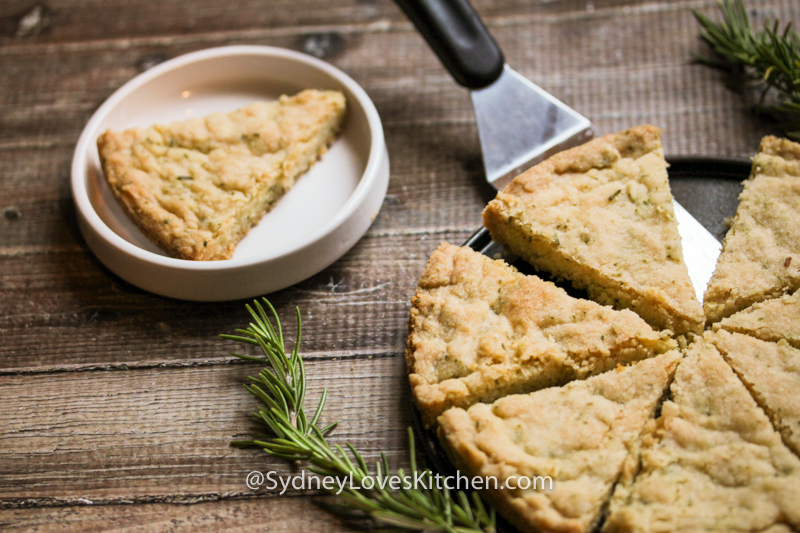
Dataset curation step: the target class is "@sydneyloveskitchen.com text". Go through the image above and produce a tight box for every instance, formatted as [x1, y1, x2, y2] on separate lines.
[246, 469, 554, 495]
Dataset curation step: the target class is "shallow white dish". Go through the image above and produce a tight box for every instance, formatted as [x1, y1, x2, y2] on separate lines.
[71, 46, 389, 301]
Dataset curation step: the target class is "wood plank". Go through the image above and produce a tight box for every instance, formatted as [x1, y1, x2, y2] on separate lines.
[0, 0, 696, 47]
[0, 356, 415, 500]
[0, 496, 347, 532]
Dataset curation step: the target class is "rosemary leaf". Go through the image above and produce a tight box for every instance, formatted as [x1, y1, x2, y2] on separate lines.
[225, 299, 495, 533]
[694, 0, 800, 138]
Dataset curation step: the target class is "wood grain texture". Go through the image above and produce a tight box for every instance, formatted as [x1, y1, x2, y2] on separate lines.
[0, 356, 412, 500]
[2, 0, 799, 529]
[0, 229, 475, 370]
[0, 0, 711, 46]
[2, 1, 795, 153]
[0, 496, 346, 532]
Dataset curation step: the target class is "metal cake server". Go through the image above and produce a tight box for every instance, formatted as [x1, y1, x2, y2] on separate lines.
[394, 0, 721, 300]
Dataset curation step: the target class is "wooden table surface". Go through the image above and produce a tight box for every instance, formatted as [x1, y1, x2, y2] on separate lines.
[1, 0, 798, 530]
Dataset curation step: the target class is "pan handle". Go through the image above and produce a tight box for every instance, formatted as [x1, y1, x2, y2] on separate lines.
[393, 0, 504, 89]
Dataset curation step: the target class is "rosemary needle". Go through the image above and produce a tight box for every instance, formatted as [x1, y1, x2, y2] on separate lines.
[693, 0, 800, 138]
[224, 298, 496, 533]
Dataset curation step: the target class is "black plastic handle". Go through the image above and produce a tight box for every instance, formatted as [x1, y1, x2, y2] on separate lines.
[394, 0, 504, 89]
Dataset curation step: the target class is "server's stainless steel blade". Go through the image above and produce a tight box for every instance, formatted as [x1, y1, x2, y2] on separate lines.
[472, 65, 720, 301]
[471, 66, 592, 190]
[672, 202, 721, 301]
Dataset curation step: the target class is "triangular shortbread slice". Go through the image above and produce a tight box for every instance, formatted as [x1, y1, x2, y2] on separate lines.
[604, 339, 800, 532]
[438, 352, 682, 533]
[483, 125, 703, 336]
[716, 289, 800, 350]
[97, 90, 346, 260]
[703, 136, 800, 324]
[706, 329, 800, 458]
[407, 243, 676, 426]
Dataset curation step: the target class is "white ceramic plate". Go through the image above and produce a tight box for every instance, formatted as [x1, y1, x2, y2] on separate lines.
[72, 46, 389, 301]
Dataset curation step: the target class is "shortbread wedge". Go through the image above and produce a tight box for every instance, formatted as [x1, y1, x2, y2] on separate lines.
[407, 243, 676, 427]
[706, 329, 800, 457]
[97, 90, 346, 260]
[716, 289, 800, 350]
[438, 352, 682, 533]
[483, 125, 703, 336]
[703, 136, 800, 324]
[604, 339, 800, 533]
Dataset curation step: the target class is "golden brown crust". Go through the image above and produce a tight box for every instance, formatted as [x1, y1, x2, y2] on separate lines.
[703, 136, 800, 324]
[483, 125, 703, 336]
[97, 90, 346, 260]
[716, 289, 800, 350]
[603, 339, 800, 532]
[437, 352, 682, 533]
[407, 243, 676, 427]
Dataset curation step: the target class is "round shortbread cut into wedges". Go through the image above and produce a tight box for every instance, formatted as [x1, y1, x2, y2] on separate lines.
[407, 242, 676, 427]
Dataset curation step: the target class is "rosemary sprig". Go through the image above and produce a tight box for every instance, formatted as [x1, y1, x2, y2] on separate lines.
[693, 0, 800, 138]
[224, 299, 496, 533]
